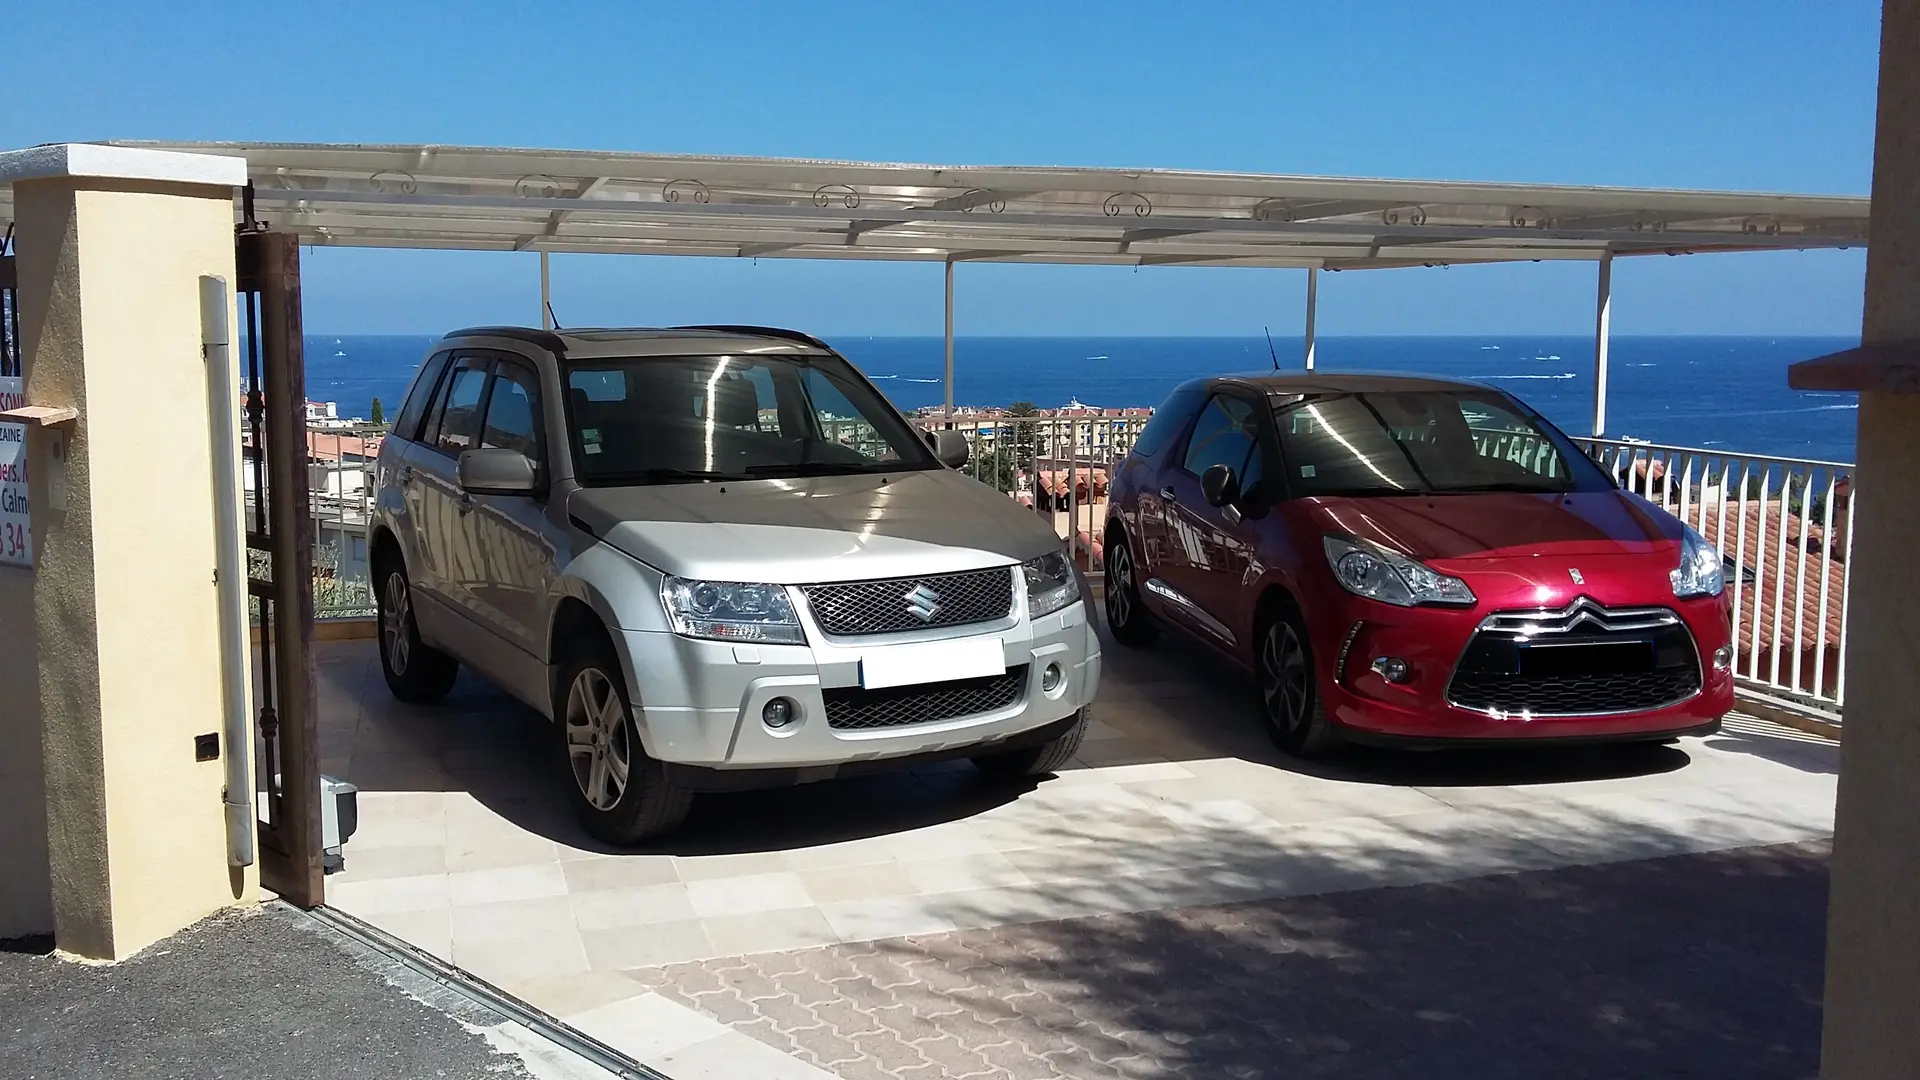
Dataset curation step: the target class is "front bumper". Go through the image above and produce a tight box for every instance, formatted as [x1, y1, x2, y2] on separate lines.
[615, 600, 1100, 771]
[1310, 591, 1736, 743]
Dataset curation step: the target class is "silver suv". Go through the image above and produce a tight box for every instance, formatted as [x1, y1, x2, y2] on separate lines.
[370, 325, 1100, 843]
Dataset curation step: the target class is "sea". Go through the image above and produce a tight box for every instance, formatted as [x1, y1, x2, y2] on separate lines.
[302, 334, 1862, 465]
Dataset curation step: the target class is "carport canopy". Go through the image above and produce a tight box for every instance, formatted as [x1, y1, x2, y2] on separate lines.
[0, 140, 1871, 434]
[3, 140, 1863, 268]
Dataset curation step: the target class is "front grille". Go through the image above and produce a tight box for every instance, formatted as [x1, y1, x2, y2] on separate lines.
[1446, 599, 1702, 717]
[802, 567, 1014, 637]
[823, 666, 1028, 730]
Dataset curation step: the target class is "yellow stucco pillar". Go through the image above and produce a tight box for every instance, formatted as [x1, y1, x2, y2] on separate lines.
[1793, 3, 1920, 1076]
[0, 145, 258, 960]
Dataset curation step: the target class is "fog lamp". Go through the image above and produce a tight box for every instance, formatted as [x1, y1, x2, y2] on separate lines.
[763, 697, 797, 728]
[1370, 657, 1412, 684]
[1041, 663, 1064, 693]
[1712, 645, 1734, 672]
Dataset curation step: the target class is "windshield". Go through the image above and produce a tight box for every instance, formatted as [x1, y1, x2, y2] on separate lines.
[1273, 390, 1610, 497]
[563, 354, 939, 485]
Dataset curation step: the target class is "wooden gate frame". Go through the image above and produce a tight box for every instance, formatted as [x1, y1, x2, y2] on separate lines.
[236, 227, 324, 906]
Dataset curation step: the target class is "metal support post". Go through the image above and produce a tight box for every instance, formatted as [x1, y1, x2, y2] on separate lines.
[942, 258, 955, 425]
[1592, 248, 1613, 438]
[540, 250, 553, 330]
[1304, 267, 1319, 371]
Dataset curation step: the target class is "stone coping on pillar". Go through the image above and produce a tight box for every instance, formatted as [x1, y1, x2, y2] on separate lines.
[1789, 342, 1920, 393]
[0, 143, 247, 188]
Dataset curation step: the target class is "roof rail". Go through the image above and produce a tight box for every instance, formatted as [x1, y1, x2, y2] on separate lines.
[671, 325, 832, 351]
[442, 326, 567, 352]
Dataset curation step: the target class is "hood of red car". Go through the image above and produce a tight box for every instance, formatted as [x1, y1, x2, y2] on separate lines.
[1310, 491, 1683, 563]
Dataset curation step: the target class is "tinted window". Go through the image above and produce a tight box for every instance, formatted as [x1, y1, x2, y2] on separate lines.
[481, 363, 541, 461]
[425, 358, 489, 455]
[1133, 386, 1207, 459]
[395, 351, 451, 441]
[1274, 390, 1606, 497]
[1182, 395, 1264, 494]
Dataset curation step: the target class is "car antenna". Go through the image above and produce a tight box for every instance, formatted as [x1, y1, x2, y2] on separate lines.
[1263, 326, 1279, 371]
[546, 302, 564, 330]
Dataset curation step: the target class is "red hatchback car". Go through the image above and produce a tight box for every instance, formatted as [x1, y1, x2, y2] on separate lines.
[1103, 373, 1734, 754]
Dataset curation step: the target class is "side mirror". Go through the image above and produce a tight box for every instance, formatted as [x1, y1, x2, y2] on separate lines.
[1201, 463, 1240, 508]
[458, 447, 538, 497]
[932, 429, 970, 469]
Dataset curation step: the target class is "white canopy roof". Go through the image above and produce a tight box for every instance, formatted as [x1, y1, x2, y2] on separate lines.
[0, 141, 1870, 270]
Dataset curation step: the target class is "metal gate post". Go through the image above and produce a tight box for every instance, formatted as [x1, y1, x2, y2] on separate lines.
[237, 229, 324, 907]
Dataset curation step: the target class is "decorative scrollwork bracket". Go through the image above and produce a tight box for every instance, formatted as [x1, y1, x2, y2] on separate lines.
[1103, 192, 1153, 218]
[814, 184, 860, 209]
[369, 170, 417, 195]
[663, 179, 712, 204]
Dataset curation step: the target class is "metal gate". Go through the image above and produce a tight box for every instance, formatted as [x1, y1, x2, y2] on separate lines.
[236, 223, 325, 906]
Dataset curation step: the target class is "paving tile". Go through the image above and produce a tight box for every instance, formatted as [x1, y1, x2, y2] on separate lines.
[819, 896, 960, 942]
[360, 906, 452, 960]
[326, 872, 449, 916]
[453, 931, 590, 984]
[444, 830, 561, 872]
[649, 1030, 843, 1079]
[583, 921, 717, 969]
[565, 990, 731, 1059]
[450, 895, 579, 946]
[562, 855, 682, 892]
[572, 883, 699, 931]
[684, 872, 814, 918]
[672, 851, 792, 881]
[447, 862, 569, 906]
[901, 852, 1032, 893]
[498, 970, 648, 1020]
[701, 908, 842, 956]
[798, 861, 919, 905]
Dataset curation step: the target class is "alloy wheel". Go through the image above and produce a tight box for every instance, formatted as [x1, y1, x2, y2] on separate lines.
[381, 572, 412, 675]
[1261, 621, 1311, 734]
[1106, 544, 1134, 628]
[565, 667, 632, 811]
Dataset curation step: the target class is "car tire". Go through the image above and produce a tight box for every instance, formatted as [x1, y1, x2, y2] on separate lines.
[555, 643, 694, 846]
[376, 563, 459, 704]
[1257, 607, 1342, 757]
[1103, 529, 1159, 647]
[972, 707, 1090, 780]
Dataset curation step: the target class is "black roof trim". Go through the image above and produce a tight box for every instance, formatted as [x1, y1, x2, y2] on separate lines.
[670, 325, 832, 351]
[442, 326, 568, 353]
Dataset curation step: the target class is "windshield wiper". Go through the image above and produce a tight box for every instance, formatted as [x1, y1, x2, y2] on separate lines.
[743, 461, 897, 477]
[589, 468, 739, 485]
[1434, 482, 1568, 494]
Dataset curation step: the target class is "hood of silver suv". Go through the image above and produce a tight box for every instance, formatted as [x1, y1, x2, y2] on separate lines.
[569, 468, 1065, 583]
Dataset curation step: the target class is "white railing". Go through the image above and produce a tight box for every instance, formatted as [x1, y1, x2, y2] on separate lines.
[1572, 437, 1852, 720]
[943, 414, 1152, 569]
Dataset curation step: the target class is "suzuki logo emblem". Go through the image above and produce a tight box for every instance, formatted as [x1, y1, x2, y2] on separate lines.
[904, 584, 943, 623]
[1568, 568, 1585, 585]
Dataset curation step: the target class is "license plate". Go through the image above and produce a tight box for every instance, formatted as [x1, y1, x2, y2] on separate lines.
[1520, 640, 1653, 677]
[860, 637, 1005, 690]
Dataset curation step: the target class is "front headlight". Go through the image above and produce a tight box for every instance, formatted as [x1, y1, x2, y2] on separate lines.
[661, 578, 805, 644]
[1670, 525, 1725, 598]
[1322, 535, 1476, 607]
[1023, 551, 1081, 619]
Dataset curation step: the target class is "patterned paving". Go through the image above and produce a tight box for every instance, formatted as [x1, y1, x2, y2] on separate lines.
[315, 630, 1839, 1077]
[624, 840, 1831, 1079]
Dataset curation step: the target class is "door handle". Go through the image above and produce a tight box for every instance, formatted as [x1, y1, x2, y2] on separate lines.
[1160, 486, 1179, 503]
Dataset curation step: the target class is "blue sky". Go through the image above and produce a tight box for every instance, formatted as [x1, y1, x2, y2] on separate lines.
[5, 0, 1883, 337]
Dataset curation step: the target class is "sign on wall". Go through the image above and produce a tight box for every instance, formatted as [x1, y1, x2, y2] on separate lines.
[0, 374, 27, 567]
